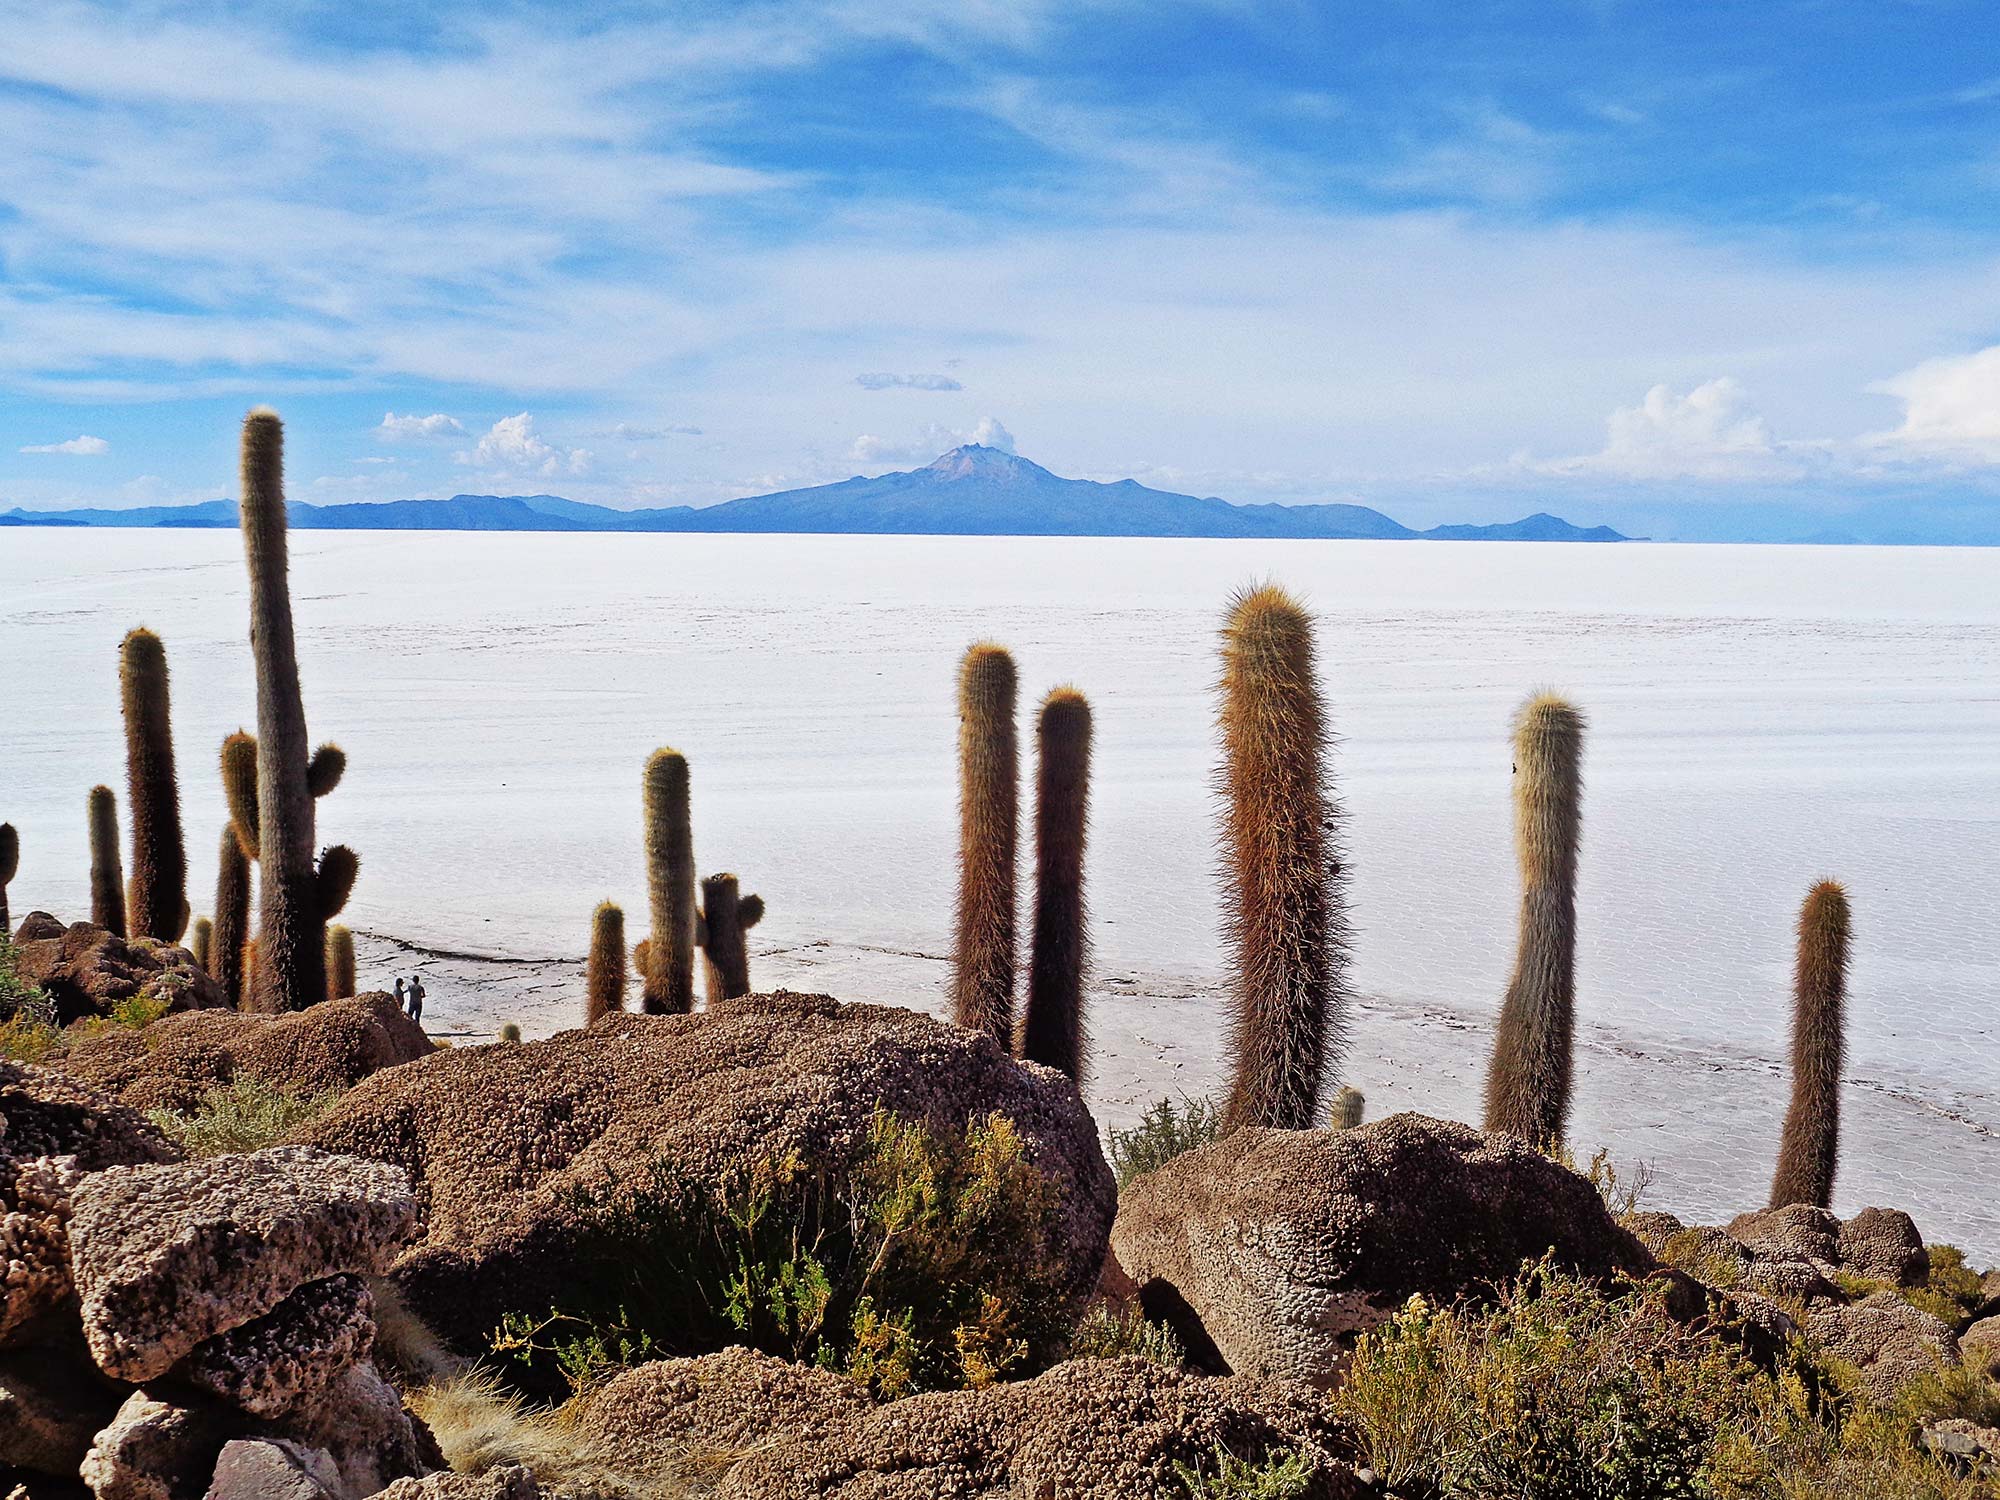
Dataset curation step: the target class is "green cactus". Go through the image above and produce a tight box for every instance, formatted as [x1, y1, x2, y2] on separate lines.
[1330, 1085, 1365, 1130]
[697, 873, 764, 1005]
[0, 822, 15, 937]
[586, 900, 626, 1024]
[236, 410, 356, 1012]
[325, 923, 356, 1001]
[642, 749, 696, 1014]
[1482, 694, 1586, 1149]
[1218, 586, 1351, 1131]
[211, 824, 252, 1007]
[118, 628, 187, 941]
[1770, 881, 1851, 1209]
[88, 785, 127, 938]
[951, 643, 1019, 1046]
[1019, 686, 1092, 1084]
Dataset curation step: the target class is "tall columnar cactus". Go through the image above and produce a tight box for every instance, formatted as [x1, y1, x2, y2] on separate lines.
[642, 749, 697, 1014]
[1482, 694, 1586, 1148]
[1331, 1086, 1365, 1130]
[1218, 586, 1350, 1131]
[211, 825, 252, 1007]
[0, 822, 15, 937]
[221, 731, 261, 860]
[586, 901, 626, 1024]
[88, 786, 127, 938]
[325, 924, 356, 1002]
[1019, 686, 1092, 1083]
[237, 410, 357, 1012]
[119, 628, 188, 941]
[1770, 881, 1851, 1209]
[190, 917, 213, 972]
[952, 643, 1019, 1046]
[697, 873, 765, 1005]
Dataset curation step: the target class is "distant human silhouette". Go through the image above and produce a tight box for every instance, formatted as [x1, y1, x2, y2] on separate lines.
[406, 975, 425, 1023]
[394, 977, 407, 1011]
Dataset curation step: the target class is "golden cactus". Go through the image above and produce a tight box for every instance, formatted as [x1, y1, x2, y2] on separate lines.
[951, 643, 1019, 1045]
[1770, 881, 1851, 1209]
[586, 901, 626, 1024]
[642, 749, 696, 1014]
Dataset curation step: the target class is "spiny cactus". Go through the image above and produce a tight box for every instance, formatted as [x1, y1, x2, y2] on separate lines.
[697, 873, 765, 1005]
[237, 410, 357, 1012]
[499, 1022, 523, 1043]
[119, 628, 187, 941]
[221, 730, 261, 860]
[190, 916, 213, 971]
[0, 822, 15, 937]
[642, 749, 696, 1014]
[1770, 881, 1851, 1209]
[1019, 686, 1092, 1083]
[1331, 1085, 1365, 1130]
[1218, 586, 1350, 1132]
[88, 785, 127, 938]
[952, 643, 1019, 1046]
[1483, 693, 1586, 1149]
[586, 900, 626, 1024]
[325, 923, 356, 1001]
[211, 825, 252, 1007]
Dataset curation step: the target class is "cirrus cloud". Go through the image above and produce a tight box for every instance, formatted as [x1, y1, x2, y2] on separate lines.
[855, 372, 963, 391]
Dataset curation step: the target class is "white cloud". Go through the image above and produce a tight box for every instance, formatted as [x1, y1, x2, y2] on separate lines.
[459, 413, 591, 476]
[1869, 345, 2000, 460]
[1534, 378, 1795, 481]
[855, 372, 963, 391]
[847, 416, 1014, 467]
[969, 416, 1015, 452]
[376, 411, 465, 441]
[19, 434, 109, 455]
[609, 422, 702, 439]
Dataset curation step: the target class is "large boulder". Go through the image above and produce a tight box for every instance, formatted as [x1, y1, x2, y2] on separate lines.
[1805, 1292, 1961, 1402]
[1111, 1113, 1653, 1388]
[293, 993, 1116, 1352]
[54, 994, 435, 1114]
[175, 1276, 377, 1419]
[9, 916, 224, 1023]
[713, 1356, 1366, 1498]
[573, 1345, 874, 1459]
[67, 1147, 419, 1381]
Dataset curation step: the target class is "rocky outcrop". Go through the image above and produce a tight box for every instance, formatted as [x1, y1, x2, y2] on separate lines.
[1111, 1113, 1652, 1387]
[1961, 1316, 2000, 1379]
[9, 915, 224, 1023]
[572, 1345, 873, 1459]
[54, 993, 435, 1114]
[295, 993, 1116, 1353]
[372, 1468, 545, 1500]
[713, 1356, 1365, 1498]
[68, 1147, 419, 1381]
[1806, 1292, 1961, 1402]
[205, 1438, 346, 1500]
[176, 1276, 376, 1419]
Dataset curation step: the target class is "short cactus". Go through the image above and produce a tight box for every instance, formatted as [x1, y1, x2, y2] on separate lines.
[119, 628, 187, 941]
[221, 731, 261, 860]
[1330, 1085, 1365, 1130]
[586, 901, 626, 1024]
[88, 785, 127, 938]
[0, 822, 15, 936]
[190, 916, 213, 971]
[642, 749, 696, 1014]
[697, 873, 764, 1004]
[1019, 686, 1092, 1083]
[951, 643, 1019, 1046]
[499, 1022, 523, 1043]
[1770, 881, 1851, 1209]
[325, 924, 356, 1001]
[1217, 586, 1351, 1131]
[1482, 694, 1586, 1149]
[211, 825, 252, 1007]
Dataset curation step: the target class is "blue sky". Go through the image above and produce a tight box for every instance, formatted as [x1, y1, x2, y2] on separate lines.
[2, 0, 1999, 541]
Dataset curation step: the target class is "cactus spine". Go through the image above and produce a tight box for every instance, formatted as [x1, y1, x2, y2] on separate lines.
[119, 628, 187, 940]
[0, 822, 15, 937]
[1331, 1085, 1365, 1130]
[325, 924, 355, 1001]
[237, 410, 356, 1012]
[698, 874, 764, 1005]
[1770, 881, 1850, 1209]
[952, 643, 1019, 1046]
[190, 917, 213, 971]
[642, 749, 696, 1014]
[586, 901, 626, 1023]
[88, 786, 127, 937]
[1019, 686, 1092, 1083]
[1482, 694, 1586, 1148]
[1218, 586, 1350, 1131]
[211, 825, 251, 1007]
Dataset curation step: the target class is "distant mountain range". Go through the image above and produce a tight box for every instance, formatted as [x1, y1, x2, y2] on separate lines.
[1, 445, 1629, 541]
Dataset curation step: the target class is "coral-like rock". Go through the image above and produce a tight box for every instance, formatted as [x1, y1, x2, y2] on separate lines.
[1111, 1113, 1652, 1387]
[9, 917, 223, 1024]
[572, 1346, 872, 1459]
[68, 1148, 418, 1381]
[176, 1276, 376, 1419]
[1961, 1315, 2000, 1380]
[371, 1467, 544, 1500]
[1724, 1205, 1841, 1269]
[80, 1390, 230, 1500]
[1805, 1291, 1960, 1402]
[1835, 1207, 1929, 1288]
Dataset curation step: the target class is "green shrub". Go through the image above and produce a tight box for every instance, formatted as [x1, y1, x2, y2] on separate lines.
[0, 1011, 63, 1062]
[1066, 1303, 1186, 1368]
[492, 1109, 1078, 1400]
[146, 1075, 340, 1156]
[1172, 1444, 1317, 1499]
[1108, 1094, 1222, 1190]
[0, 935, 48, 1020]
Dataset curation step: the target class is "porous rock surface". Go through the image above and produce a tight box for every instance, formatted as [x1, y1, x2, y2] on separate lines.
[54, 993, 435, 1114]
[9, 915, 224, 1023]
[1805, 1291, 1961, 1402]
[204, 1437, 345, 1500]
[716, 1356, 1365, 1499]
[175, 1275, 377, 1418]
[571, 1345, 873, 1458]
[373, 1468, 544, 1500]
[68, 1147, 419, 1381]
[1111, 1112, 1652, 1387]
[295, 993, 1116, 1351]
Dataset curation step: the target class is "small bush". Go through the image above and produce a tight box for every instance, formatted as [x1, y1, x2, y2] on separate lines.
[1067, 1303, 1187, 1368]
[0, 936, 50, 1021]
[1172, 1444, 1317, 1499]
[1108, 1095, 1222, 1190]
[146, 1075, 340, 1156]
[0, 1010, 63, 1063]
